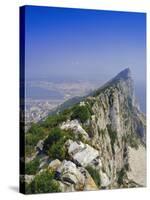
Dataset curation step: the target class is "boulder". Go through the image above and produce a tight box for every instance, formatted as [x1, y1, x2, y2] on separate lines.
[67, 140, 99, 167]
[90, 157, 102, 169]
[58, 181, 75, 192]
[68, 140, 85, 156]
[60, 119, 89, 139]
[84, 174, 98, 191]
[100, 171, 110, 187]
[25, 175, 35, 184]
[57, 160, 85, 190]
[48, 159, 61, 171]
[79, 167, 98, 191]
[39, 155, 50, 170]
[36, 140, 44, 152]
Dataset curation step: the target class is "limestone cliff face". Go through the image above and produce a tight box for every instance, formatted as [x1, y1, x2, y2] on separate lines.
[24, 68, 146, 193]
[85, 68, 146, 187]
[58, 68, 146, 188]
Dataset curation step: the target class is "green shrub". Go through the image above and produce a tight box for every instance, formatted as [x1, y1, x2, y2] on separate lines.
[43, 128, 74, 160]
[86, 166, 101, 187]
[25, 145, 35, 157]
[26, 170, 60, 194]
[71, 105, 91, 123]
[43, 128, 64, 151]
[28, 123, 43, 135]
[48, 140, 66, 160]
[43, 128, 73, 151]
[25, 124, 46, 157]
[25, 158, 40, 175]
[86, 102, 94, 115]
[41, 112, 68, 129]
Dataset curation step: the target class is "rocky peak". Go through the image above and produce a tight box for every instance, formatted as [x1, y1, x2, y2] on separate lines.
[112, 68, 131, 81]
[111, 68, 134, 99]
[93, 68, 134, 102]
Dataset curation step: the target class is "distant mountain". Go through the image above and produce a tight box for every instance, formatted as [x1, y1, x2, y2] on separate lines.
[23, 68, 146, 194]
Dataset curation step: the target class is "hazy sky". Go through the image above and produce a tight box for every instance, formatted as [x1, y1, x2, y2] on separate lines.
[24, 6, 146, 111]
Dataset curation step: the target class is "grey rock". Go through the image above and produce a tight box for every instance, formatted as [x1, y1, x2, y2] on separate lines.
[57, 160, 85, 190]
[60, 119, 89, 139]
[36, 140, 44, 152]
[100, 171, 110, 187]
[39, 155, 50, 170]
[48, 159, 61, 171]
[25, 175, 35, 184]
[67, 140, 99, 167]
[79, 167, 98, 191]
[58, 181, 75, 192]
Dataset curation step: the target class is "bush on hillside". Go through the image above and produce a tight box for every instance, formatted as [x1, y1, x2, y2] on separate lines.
[25, 170, 60, 194]
[25, 124, 46, 157]
[25, 158, 40, 175]
[43, 128, 74, 160]
[71, 105, 91, 123]
[41, 112, 69, 129]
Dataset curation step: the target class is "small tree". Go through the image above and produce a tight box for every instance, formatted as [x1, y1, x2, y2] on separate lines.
[43, 128, 74, 160]
[48, 140, 66, 161]
[71, 105, 90, 123]
[26, 170, 61, 194]
[43, 128, 63, 151]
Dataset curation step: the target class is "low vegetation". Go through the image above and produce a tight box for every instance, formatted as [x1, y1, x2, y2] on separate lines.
[25, 158, 40, 175]
[41, 111, 69, 129]
[25, 170, 61, 194]
[71, 104, 91, 123]
[25, 124, 46, 157]
[25, 108, 71, 157]
[43, 127, 75, 161]
[25, 102, 93, 159]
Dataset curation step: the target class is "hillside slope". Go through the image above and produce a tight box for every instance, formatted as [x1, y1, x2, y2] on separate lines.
[23, 68, 146, 194]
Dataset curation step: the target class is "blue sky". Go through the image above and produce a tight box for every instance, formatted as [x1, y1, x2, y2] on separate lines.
[24, 6, 146, 111]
